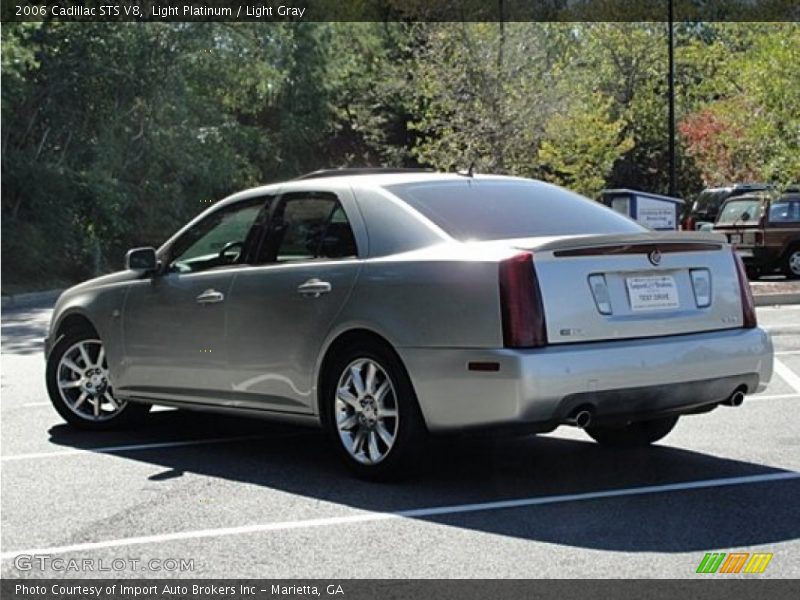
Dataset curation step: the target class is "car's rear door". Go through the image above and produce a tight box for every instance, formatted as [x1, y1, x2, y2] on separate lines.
[225, 187, 364, 414]
[764, 197, 800, 273]
[117, 196, 271, 405]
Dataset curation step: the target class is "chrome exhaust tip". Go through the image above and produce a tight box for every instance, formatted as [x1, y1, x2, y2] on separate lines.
[722, 390, 746, 407]
[566, 409, 593, 429]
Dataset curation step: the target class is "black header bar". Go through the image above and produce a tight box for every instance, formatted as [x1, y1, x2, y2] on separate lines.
[3, 0, 800, 23]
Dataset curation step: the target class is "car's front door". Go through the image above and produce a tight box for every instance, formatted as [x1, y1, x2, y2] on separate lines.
[117, 197, 270, 405]
[226, 189, 364, 414]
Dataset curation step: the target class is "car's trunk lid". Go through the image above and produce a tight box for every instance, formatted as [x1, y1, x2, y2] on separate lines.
[510, 232, 745, 344]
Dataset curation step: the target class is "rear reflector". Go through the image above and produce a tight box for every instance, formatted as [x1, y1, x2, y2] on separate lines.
[588, 274, 612, 315]
[689, 268, 712, 308]
[731, 250, 757, 328]
[499, 252, 547, 348]
[467, 361, 500, 372]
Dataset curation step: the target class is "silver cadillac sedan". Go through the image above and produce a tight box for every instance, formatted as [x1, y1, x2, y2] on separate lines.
[44, 170, 773, 478]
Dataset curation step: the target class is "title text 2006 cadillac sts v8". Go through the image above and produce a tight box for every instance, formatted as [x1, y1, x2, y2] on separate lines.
[44, 170, 773, 478]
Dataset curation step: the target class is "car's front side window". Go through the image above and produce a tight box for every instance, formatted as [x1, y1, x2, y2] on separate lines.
[255, 192, 357, 264]
[168, 198, 269, 273]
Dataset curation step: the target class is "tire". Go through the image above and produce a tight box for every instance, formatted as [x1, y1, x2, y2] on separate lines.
[745, 265, 761, 281]
[783, 246, 800, 279]
[321, 340, 428, 480]
[46, 328, 151, 430]
[585, 416, 679, 448]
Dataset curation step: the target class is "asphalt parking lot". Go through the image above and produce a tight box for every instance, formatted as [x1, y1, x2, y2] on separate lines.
[1, 303, 799, 579]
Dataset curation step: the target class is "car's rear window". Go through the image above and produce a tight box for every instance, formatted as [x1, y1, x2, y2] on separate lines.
[716, 199, 763, 225]
[385, 180, 644, 241]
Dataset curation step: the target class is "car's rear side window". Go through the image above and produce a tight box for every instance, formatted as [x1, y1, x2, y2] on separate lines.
[769, 199, 800, 223]
[255, 192, 358, 263]
[386, 180, 644, 241]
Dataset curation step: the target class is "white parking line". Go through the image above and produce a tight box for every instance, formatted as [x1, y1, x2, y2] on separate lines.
[775, 350, 800, 356]
[1, 471, 797, 560]
[0, 434, 271, 462]
[774, 358, 800, 394]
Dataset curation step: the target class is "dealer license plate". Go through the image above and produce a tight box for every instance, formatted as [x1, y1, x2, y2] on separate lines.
[626, 275, 680, 311]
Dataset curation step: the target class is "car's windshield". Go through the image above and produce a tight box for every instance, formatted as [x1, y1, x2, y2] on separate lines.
[692, 190, 730, 214]
[386, 180, 644, 241]
[716, 199, 762, 225]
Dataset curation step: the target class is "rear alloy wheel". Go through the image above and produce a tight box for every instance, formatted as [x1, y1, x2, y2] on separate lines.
[46, 330, 150, 430]
[784, 247, 800, 279]
[585, 416, 679, 448]
[323, 342, 427, 480]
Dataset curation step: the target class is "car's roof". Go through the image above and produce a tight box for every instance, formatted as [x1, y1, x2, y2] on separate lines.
[220, 172, 533, 207]
[286, 171, 532, 187]
[720, 192, 770, 203]
[702, 183, 771, 192]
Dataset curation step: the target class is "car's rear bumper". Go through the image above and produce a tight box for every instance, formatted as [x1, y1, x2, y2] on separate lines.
[397, 327, 773, 432]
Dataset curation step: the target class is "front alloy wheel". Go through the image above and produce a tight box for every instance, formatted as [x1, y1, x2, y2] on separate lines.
[47, 330, 150, 430]
[56, 339, 121, 421]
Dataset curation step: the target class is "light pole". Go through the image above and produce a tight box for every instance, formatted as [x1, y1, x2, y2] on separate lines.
[668, 0, 676, 197]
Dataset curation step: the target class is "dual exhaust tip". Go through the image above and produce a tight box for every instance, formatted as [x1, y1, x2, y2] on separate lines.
[564, 389, 746, 429]
[722, 390, 746, 407]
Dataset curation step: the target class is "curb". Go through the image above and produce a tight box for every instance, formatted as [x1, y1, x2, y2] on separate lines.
[1, 289, 63, 310]
[753, 293, 800, 307]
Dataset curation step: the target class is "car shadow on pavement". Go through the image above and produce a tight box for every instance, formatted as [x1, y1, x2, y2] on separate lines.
[46, 409, 800, 553]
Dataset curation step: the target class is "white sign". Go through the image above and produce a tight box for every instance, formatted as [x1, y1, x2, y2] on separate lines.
[626, 275, 680, 311]
[637, 196, 676, 230]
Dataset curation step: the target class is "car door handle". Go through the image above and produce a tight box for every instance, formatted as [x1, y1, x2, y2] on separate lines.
[196, 289, 225, 304]
[297, 279, 332, 298]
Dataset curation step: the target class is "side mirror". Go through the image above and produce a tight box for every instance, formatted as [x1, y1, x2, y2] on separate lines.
[125, 247, 158, 273]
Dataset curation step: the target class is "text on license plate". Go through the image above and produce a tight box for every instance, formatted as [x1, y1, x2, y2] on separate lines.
[626, 275, 680, 311]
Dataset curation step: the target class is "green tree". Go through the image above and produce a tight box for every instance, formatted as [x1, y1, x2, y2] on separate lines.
[538, 94, 633, 197]
[407, 22, 564, 174]
[679, 23, 800, 185]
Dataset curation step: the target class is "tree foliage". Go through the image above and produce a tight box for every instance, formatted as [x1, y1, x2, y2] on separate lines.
[1, 22, 798, 289]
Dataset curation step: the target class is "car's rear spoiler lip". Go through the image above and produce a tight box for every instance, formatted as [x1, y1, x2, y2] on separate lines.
[515, 231, 727, 254]
[552, 241, 725, 258]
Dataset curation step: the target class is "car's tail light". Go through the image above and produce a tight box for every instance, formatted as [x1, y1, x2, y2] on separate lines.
[682, 216, 695, 231]
[499, 252, 547, 347]
[731, 249, 757, 329]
